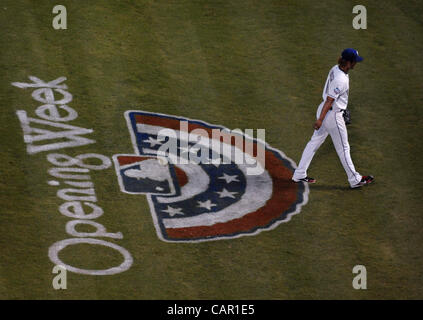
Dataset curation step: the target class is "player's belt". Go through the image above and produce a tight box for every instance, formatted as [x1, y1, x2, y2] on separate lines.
[330, 107, 346, 113]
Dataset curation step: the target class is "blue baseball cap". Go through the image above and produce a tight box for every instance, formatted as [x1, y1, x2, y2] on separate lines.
[341, 48, 363, 62]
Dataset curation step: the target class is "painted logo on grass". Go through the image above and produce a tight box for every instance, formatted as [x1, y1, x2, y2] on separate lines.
[113, 111, 308, 242]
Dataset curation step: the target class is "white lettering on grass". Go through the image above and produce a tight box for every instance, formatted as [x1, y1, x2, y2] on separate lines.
[49, 238, 133, 276]
[13, 76, 95, 154]
[12, 76, 133, 276]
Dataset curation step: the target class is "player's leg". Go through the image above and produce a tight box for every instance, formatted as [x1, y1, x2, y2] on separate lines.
[327, 110, 362, 187]
[292, 127, 328, 181]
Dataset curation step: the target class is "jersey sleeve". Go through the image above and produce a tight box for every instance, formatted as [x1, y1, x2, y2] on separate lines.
[327, 78, 347, 100]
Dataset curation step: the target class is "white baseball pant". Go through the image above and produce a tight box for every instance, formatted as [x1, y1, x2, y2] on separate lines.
[292, 102, 362, 187]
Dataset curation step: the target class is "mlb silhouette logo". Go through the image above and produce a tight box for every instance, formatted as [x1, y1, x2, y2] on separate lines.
[113, 155, 179, 196]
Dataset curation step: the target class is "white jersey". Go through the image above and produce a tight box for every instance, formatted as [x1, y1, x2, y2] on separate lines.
[322, 65, 349, 110]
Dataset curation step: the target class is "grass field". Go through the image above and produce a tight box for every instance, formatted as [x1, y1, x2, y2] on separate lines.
[1, 0, 422, 299]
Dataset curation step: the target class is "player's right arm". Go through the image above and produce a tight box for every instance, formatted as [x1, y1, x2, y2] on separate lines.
[314, 96, 334, 130]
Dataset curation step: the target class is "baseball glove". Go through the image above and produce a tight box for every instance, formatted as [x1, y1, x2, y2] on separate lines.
[343, 108, 351, 125]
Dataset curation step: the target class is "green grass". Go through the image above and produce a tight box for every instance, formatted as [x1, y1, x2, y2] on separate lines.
[0, 0, 422, 299]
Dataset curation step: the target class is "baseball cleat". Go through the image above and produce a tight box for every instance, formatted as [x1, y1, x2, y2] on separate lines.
[292, 177, 316, 184]
[351, 175, 374, 188]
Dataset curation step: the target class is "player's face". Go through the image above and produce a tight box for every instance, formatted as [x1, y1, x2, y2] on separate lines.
[350, 61, 357, 69]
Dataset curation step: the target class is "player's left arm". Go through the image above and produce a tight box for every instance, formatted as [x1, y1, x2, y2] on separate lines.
[314, 96, 334, 130]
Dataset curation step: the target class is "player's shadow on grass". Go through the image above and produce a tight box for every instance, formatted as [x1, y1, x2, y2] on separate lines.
[309, 184, 356, 191]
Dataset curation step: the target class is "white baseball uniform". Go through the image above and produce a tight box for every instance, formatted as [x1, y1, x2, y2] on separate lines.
[292, 65, 362, 187]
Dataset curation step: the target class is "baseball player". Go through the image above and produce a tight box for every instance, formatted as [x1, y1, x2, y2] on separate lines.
[292, 48, 374, 188]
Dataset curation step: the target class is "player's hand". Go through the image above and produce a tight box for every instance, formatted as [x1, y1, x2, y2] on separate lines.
[314, 119, 322, 130]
